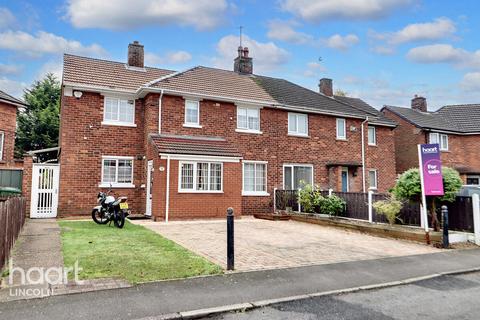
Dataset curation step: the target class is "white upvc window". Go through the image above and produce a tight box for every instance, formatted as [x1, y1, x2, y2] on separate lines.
[0, 132, 4, 160]
[102, 97, 135, 126]
[100, 156, 134, 188]
[179, 161, 223, 193]
[184, 100, 201, 127]
[288, 113, 308, 136]
[336, 118, 346, 140]
[236, 106, 261, 133]
[369, 169, 378, 190]
[368, 126, 376, 145]
[283, 164, 314, 190]
[429, 132, 448, 151]
[242, 161, 268, 196]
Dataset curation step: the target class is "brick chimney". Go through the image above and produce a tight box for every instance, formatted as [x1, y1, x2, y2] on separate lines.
[319, 78, 333, 97]
[234, 46, 253, 74]
[411, 95, 427, 112]
[128, 41, 144, 68]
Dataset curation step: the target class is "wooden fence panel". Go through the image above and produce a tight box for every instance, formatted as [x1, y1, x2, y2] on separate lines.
[334, 192, 369, 220]
[445, 196, 474, 232]
[0, 196, 26, 272]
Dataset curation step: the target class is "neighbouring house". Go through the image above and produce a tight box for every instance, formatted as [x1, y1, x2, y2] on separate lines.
[0, 90, 25, 169]
[382, 96, 480, 184]
[56, 41, 397, 219]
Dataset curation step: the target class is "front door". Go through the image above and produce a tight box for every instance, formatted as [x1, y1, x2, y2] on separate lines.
[341, 168, 349, 192]
[145, 160, 153, 217]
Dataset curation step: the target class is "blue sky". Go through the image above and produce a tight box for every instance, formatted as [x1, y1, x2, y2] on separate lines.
[1, 0, 480, 110]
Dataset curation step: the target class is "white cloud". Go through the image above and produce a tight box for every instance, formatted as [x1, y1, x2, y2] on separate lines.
[36, 60, 63, 80]
[0, 64, 22, 76]
[0, 30, 107, 58]
[303, 61, 327, 77]
[145, 51, 192, 66]
[385, 18, 455, 45]
[322, 34, 359, 51]
[371, 45, 395, 55]
[213, 34, 289, 73]
[0, 7, 16, 29]
[66, 0, 228, 30]
[266, 20, 313, 45]
[280, 0, 413, 23]
[0, 77, 27, 99]
[460, 72, 480, 91]
[406, 44, 480, 70]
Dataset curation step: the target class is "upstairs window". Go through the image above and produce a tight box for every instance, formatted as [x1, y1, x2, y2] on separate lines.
[103, 97, 135, 126]
[429, 132, 448, 151]
[336, 118, 346, 140]
[184, 100, 200, 127]
[237, 106, 260, 132]
[368, 126, 376, 145]
[288, 113, 308, 136]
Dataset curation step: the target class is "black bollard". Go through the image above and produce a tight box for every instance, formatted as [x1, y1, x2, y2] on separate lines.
[227, 207, 234, 270]
[442, 205, 449, 249]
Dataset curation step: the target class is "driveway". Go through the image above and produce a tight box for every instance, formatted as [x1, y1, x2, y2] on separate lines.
[132, 217, 440, 271]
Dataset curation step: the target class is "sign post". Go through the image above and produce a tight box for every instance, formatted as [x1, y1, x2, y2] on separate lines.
[418, 144, 444, 244]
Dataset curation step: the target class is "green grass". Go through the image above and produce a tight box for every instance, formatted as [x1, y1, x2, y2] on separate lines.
[59, 220, 222, 284]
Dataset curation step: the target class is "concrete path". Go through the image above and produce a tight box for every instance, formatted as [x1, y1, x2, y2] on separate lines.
[0, 248, 479, 320]
[132, 218, 440, 271]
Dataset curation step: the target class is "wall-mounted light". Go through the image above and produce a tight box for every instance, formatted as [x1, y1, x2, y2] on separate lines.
[73, 91, 83, 99]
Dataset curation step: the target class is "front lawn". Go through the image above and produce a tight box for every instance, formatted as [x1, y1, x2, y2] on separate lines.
[59, 220, 222, 284]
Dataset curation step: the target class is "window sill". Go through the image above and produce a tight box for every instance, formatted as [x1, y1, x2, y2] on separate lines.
[336, 138, 348, 141]
[288, 133, 310, 138]
[99, 183, 135, 188]
[242, 191, 270, 197]
[183, 123, 203, 129]
[368, 143, 377, 147]
[101, 121, 137, 128]
[235, 128, 262, 135]
[178, 190, 224, 194]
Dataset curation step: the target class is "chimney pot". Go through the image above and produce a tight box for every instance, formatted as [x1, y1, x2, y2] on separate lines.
[319, 78, 333, 97]
[128, 41, 144, 68]
[411, 95, 427, 112]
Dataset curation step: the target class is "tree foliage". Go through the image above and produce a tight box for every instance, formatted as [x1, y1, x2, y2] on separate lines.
[16, 73, 60, 158]
[334, 89, 348, 97]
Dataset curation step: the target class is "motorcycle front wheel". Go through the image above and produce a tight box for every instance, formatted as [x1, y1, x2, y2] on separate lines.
[92, 209, 109, 225]
[114, 210, 125, 229]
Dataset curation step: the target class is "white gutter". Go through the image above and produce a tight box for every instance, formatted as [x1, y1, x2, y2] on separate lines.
[158, 89, 164, 134]
[165, 155, 170, 223]
[361, 117, 369, 192]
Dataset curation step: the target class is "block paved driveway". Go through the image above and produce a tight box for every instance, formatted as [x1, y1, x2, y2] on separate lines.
[132, 217, 440, 271]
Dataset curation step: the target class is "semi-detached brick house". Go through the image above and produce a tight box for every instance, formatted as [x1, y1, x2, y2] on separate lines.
[382, 96, 480, 184]
[0, 90, 25, 169]
[59, 41, 397, 219]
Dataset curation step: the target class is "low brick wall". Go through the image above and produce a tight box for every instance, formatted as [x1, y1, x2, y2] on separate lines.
[290, 213, 442, 244]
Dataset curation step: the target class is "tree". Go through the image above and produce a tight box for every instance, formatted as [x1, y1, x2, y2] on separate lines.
[16, 73, 61, 160]
[334, 89, 348, 97]
[392, 167, 463, 230]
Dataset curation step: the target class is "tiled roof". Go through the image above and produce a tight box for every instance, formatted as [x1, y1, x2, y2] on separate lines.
[148, 66, 276, 104]
[63, 54, 174, 92]
[0, 90, 26, 107]
[334, 96, 396, 126]
[383, 105, 480, 134]
[150, 134, 242, 158]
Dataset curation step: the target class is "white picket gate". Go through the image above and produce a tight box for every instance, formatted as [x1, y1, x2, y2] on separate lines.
[30, 164, 60, 218]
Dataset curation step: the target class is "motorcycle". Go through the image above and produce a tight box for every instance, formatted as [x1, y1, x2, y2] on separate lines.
[91, 189, 129, 228]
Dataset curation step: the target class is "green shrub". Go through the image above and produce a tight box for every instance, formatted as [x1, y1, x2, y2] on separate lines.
[373, 196, 403, 225]
[298, 184, 324, 213]
[320, 195, 345, 216]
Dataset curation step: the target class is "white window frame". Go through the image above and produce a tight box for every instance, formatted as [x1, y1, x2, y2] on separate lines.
[178, 161, 223, 193]
[368, 126, 376, 146]
[429, 132, 448, 151]
[283, 164, 314, 190]
[102, 96, 136, 127]
[368, 169, 378, 190]
[466, 175, 480, 186]
[99, 156, 135, 188]
[183, 100, 202, 128]
[336, 118, 346, 140]
[0, 132, 4, 161]
[236, 105, 262, 134]
[242, 161, 269, 196]
[288, 113, 309, 137]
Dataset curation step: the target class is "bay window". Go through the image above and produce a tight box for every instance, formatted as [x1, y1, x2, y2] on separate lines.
[179, 161, 222, 192]
[242, 161, 268, 195]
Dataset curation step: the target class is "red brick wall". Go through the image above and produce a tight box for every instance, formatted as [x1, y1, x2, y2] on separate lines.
[58, 92, 146, 216]
[22, 155, 33, 216]
[0, 102, 18, 168]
